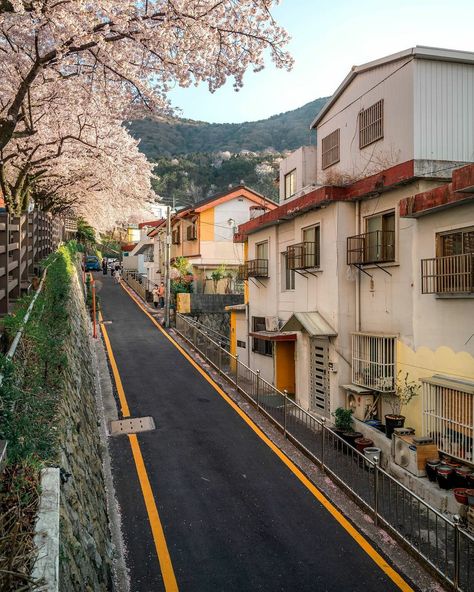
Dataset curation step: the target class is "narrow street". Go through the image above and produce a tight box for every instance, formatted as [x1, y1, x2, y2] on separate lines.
[98, 274, 412, 592]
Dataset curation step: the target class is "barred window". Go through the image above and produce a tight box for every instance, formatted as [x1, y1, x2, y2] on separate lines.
[359, 99, 384, 149]
[321, 129, 340, 169]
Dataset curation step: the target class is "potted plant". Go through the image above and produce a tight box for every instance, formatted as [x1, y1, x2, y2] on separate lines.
[382, 372, 420, 439]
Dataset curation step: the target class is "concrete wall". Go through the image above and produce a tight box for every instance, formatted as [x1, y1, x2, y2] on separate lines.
[58, 265, 112, 590]
[316, 58, 414, 184]
[279, 146, 318, 203]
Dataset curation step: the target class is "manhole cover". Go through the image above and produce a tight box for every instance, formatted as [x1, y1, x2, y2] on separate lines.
[110, 416, 155, 435]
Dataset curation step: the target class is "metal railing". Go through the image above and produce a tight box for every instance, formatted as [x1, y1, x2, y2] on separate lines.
[347, 230, 395, 265]
[123, 270, 152, 301]
[175, 312, 474, 592]
[287, 241, 320, 270]
[421, 253, 474, 295]
[247, 258, 269, 278]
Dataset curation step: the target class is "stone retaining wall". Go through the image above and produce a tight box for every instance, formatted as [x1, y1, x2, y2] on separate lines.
[56, 267, 113, 590]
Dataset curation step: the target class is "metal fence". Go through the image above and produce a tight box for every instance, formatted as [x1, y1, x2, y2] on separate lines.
[175, 312, 474, 591]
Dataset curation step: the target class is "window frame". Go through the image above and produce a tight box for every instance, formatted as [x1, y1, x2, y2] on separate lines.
[284, 169, 297, 200]
[281, 252, 295, 291]
[255, 240, 269, 261]
[252, 316, 273, 357]
[359, 99, 384, 149]
[321, 128, 340, 169]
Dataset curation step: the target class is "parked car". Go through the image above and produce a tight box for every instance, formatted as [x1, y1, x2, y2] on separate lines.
[85, 256, 101, 272]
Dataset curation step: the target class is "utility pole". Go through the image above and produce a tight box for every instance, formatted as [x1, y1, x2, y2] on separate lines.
[164, 205, 171, 328]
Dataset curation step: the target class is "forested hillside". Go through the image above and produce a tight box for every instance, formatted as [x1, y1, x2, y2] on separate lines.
[129, 97, 328, 158]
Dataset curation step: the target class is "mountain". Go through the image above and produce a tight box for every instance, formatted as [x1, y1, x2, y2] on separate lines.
[128, 97, 329, 159]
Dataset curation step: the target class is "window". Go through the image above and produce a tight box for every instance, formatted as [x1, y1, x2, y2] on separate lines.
[364, 210, 395, 263]
[172, 227, 181, 244]
[437, 227, 474, 257]
[359, 99, 384, 149]
[302, 225, 320, 268]
[321, 129, 340, 169]
[284, 169, 296, 199]
[421, 226, 474, 294]
[281, 253, 295, 290]
[186, 223, 197, 241]
[422, 376, 474, 463]
[252, 316, 273, 356]
[256, 241, 268, 260]
[352, 333, 396, 392]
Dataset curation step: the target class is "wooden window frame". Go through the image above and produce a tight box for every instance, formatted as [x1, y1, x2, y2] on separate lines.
[284, 169, 297, 200]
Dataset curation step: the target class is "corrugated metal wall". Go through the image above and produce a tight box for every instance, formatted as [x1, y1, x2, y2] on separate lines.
[415, 60, 474, 163]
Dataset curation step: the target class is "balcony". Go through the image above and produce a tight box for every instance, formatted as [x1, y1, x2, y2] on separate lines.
[287, 241, 320, 270]
[421, 253, 473, 295]
[347, 230, 395, 265]
[247, 259, 268, 278]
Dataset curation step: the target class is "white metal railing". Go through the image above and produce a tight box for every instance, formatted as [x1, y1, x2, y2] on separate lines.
[422, 377, 474, 465]
[175, 312, 473, 592]
[352, 332, 396, 392]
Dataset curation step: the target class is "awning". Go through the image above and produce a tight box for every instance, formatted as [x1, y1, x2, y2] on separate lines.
[249, 331, 297, 342]
[280, 312, 337, 337]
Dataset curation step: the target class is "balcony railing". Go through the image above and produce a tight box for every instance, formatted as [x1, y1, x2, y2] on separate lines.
[287, 241, 320, 270]
[347, 230, 395, 265]
[237, 264, 248, 281]
[247, 258, 268, 278]
[421, 253, 474, 294]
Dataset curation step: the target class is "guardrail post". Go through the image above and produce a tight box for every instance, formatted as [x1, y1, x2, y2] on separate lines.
[321, 417, 326, 471]
[453, 515, 461, 590]
[256, 369, 261, 410]
[283, 390, 288, 437]
[373, 455, 379, 527]
[235, 355, 239, 389]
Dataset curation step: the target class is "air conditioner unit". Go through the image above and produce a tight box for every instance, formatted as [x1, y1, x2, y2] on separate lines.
[265, 316, 279, 332]
[393, 435, 438, 477]
[346, 392, 374, 421]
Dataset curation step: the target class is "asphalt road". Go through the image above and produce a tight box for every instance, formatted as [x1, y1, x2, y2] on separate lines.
[98, 274, 408, 592]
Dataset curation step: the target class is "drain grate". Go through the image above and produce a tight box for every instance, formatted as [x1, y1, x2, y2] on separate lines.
[110, 416, 155, 435]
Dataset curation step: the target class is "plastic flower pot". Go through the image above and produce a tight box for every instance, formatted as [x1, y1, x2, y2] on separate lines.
[455, 467, 471, 488]
[364, 447, 381, 464]
[342, 431, 363, 449]
[453, 488, 469, 505]
[436, 465, 455, 490]
[425, 459, 440, 483]
[355, 437, 374, 454]
[384, 414, 405, 439]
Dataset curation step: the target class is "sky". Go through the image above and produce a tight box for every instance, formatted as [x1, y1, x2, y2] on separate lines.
[168, 0, 474, 124]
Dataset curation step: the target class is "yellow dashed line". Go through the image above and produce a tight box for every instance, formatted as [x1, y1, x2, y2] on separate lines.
[120, 282, 413, 592]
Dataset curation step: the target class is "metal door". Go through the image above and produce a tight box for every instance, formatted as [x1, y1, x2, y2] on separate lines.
[309, 338, 329, 416]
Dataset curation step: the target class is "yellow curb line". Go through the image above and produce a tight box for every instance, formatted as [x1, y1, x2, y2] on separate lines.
[120, 282, 413, 592]
[98, 308, 178, 591]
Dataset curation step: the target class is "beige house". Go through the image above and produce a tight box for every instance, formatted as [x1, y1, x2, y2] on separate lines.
[234, 46, 474, 468]
[147, 186, 276, 294]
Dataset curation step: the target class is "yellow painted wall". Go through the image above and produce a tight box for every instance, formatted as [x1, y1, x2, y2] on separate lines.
[397, 341, 474, 435]
[199, 208, 214, 241]
[243, 241, 249, 304]
[275, 341, 296, 394]
[230, 311, 237, 356]
[176, 292, 191, 314]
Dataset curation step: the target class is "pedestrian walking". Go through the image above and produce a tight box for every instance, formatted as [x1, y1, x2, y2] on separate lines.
[158, 282, 165, 308]
[152, 284, 160, 309]
[114, 268, 121, 284]
[102, 258, 107, 275]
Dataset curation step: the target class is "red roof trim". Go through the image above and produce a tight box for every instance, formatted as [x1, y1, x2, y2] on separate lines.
[138, 219, 164, 229]
[400, 164, 474, 217]
[236, 160, 415, 240]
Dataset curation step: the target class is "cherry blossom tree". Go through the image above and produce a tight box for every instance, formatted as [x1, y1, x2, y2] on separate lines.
[0, 1, 292, 151]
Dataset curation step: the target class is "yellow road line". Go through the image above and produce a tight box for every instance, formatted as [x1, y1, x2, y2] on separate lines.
[120, 282, 413, 592]
[98, 309, 179, 591]
[128, 434, 179, 592]
[98, 310, 131, 418]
